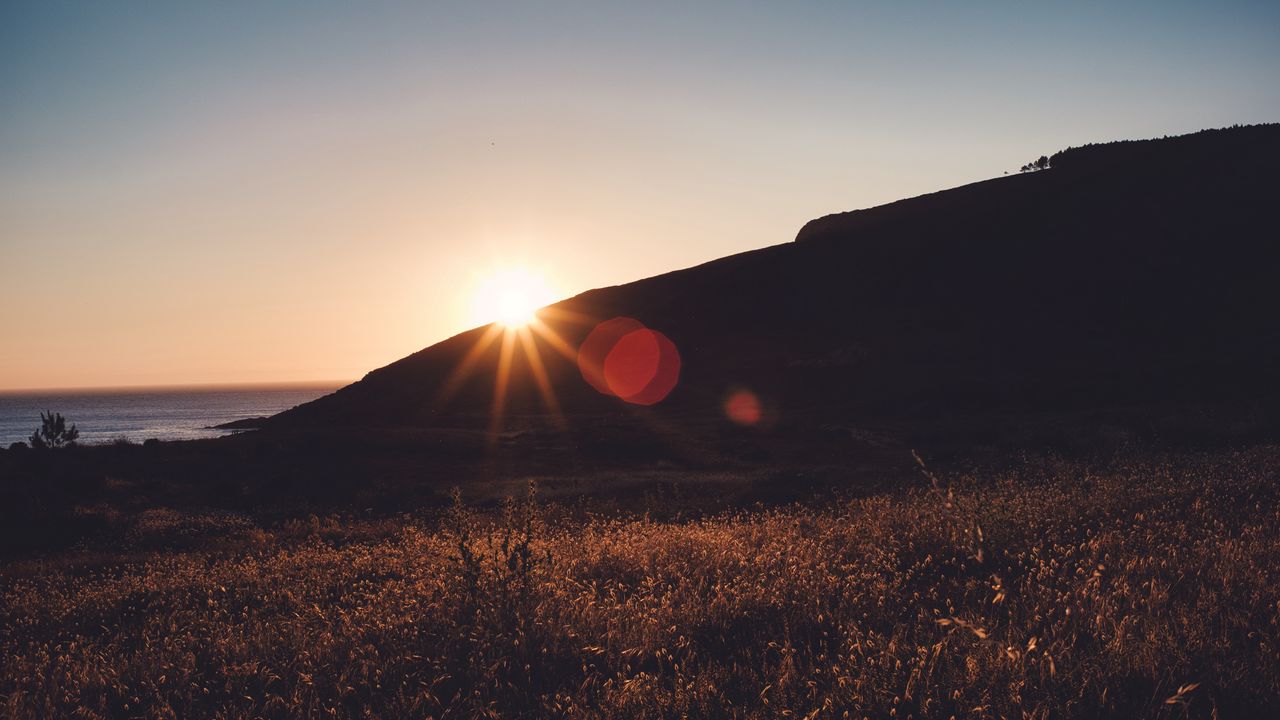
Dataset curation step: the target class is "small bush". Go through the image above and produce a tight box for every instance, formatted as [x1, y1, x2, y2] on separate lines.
[29, 411, 79, 449]
[1020, 154, 1050, 172]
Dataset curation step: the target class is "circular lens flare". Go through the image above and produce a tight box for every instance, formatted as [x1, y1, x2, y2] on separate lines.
[578, 317, 646, 395]
[604, 330, 662, 400]
[725, 389, 762, 425]
[620, 330, 681, 406]
[578, 318, 681, 405]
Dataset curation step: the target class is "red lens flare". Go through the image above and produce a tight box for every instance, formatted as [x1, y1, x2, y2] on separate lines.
[606, 329, 681, 405]
[603, 329, 661, 399]
[578, 318, 681, 405]
[577, 317, 645, 395]
[724, 388, 762, 425]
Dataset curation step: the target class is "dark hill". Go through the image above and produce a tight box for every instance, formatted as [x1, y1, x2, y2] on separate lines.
[271, 124, 1280, 433]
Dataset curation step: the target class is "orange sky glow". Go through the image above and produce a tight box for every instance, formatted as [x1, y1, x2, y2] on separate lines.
[2, 3, 1277, 390]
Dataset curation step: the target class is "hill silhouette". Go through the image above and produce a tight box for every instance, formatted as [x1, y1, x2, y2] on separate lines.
[269, 124, 1280, 433]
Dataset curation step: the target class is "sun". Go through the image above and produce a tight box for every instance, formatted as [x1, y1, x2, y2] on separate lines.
[471, 267, 559, 328]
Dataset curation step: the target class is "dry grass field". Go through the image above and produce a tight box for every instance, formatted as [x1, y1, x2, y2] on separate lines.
[2, 448, 1278, 718]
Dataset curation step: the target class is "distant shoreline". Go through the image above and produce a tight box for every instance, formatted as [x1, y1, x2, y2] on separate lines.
[0, 384, 343, 446]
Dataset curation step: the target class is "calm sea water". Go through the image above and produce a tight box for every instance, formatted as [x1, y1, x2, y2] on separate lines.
[0, 384, 342, 446]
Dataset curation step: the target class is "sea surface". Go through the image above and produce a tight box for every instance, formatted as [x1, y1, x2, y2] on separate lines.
[0, 383, 343, 446]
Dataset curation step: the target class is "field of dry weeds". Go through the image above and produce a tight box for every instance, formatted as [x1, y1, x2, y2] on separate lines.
[2, 448, 1278, 718]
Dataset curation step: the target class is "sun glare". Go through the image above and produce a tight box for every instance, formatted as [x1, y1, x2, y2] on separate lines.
[472, 267, 558, 328]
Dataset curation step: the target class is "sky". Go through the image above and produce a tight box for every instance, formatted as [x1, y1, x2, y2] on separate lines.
[2, 1, 1278, 390]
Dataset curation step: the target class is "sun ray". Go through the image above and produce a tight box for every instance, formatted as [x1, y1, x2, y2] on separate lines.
[434, 323, 503, 407]
[518, 325, 566, 427]
[439, 303, 703, 465]
[536, 305, 596, 326]
[488, 326, 518, 444]
[528, 318, 580, 363]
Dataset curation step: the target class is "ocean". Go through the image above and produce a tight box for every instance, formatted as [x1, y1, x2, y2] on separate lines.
[0, 383, 343, 446]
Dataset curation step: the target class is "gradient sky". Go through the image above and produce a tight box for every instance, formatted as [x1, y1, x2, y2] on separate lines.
[2, 1, 1278, 390]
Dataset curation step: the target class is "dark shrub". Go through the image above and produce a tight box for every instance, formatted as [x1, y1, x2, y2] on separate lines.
[30, 411, 79, 449]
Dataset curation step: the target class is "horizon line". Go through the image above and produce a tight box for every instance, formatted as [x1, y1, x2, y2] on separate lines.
[0, 379, 354, 396]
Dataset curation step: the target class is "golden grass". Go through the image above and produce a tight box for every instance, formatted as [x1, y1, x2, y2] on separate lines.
[2, 449, 1279, 718]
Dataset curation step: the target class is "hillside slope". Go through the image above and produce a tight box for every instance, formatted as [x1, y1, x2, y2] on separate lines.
[272, 124, 1280, 430]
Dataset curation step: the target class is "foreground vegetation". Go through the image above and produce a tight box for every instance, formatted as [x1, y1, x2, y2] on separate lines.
[2, 448, 1278, 718]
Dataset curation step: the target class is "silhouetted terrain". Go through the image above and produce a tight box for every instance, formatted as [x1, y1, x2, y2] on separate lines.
[271, 124, 1280, 431]
[6, 125, 1280, 550]
[4, 125, 1280, 718]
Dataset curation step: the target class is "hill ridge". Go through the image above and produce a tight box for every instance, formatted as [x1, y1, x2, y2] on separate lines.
[271, 123, 1280, 431]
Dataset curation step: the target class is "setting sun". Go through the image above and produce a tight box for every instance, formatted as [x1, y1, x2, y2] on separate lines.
[471, 268, 560, 328]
